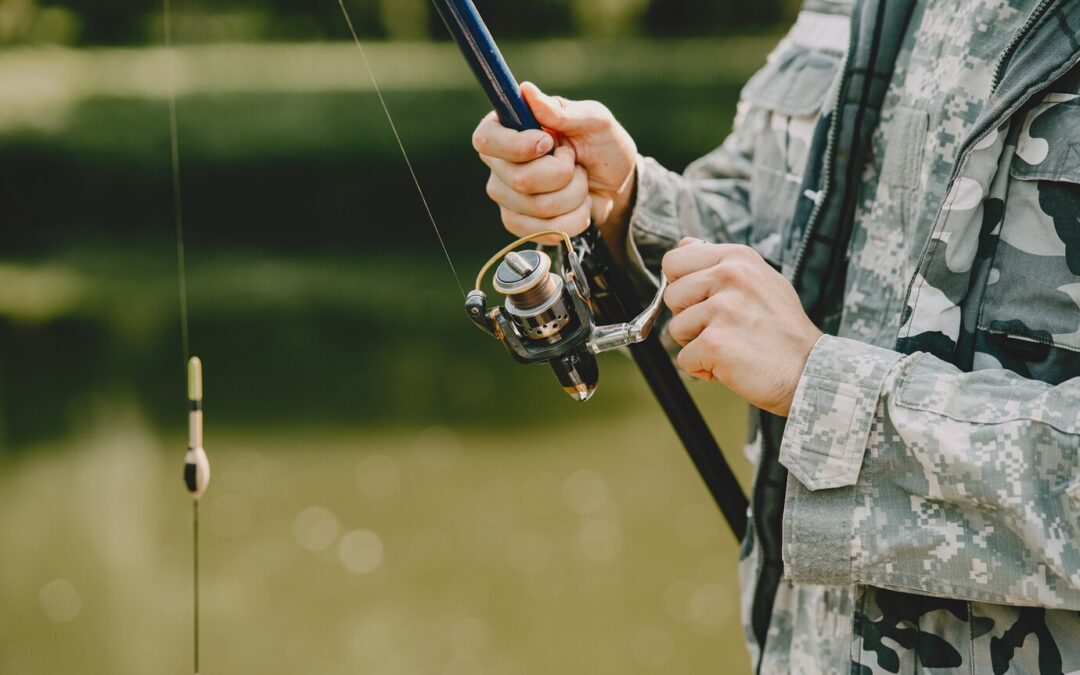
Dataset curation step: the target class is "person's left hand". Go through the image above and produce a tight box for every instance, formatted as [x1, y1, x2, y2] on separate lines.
[662, 239, 823, 416]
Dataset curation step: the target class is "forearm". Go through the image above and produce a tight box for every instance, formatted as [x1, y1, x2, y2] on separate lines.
[781, 335, 1080, 608]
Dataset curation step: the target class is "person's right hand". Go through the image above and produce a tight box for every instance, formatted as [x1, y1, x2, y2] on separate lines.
[472, 82, 638, 240]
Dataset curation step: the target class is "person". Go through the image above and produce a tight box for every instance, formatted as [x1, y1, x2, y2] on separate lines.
[470, 0, 1080, 673]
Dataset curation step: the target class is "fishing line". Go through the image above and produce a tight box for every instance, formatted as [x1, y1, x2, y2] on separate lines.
[336, 0, 466, 297]
[161, 2, 202, 673]
[163, 0, 190, 365]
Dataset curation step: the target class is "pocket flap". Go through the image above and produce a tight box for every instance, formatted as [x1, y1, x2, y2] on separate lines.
[740, 45, 841, 118]
[1010, 95, 1080, 183]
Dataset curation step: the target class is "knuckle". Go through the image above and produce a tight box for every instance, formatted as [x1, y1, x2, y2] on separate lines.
[732, 244, 758, 261]
[668, 324, 687, 346]
[561, 203, 591, 235]
[663, 287, 677, 312]
[725, 262, 749, 287]
[472, 128, 488, 154]
[661, 249, 677, 271]
[675, 347, 691, 369]
[485, 175, 501, 201]
[709, 263, 733, 283]
[535, 193, 566, 219]
[558, 161, 577, 185]
[572, 166, 589, 189]
[500, 208, 525, 234]
[707, 293, 730, 315]
[582, 100, 610, 124]
[508, 171, 533, 194]
[702, 328, 725, 353]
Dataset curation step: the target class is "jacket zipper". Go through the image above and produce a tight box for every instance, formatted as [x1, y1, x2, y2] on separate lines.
[991, 0, 1056, 91]
[789, 42, 853, 285]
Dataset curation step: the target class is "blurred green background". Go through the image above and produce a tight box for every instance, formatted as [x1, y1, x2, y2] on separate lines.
[0, 1, 787, 673]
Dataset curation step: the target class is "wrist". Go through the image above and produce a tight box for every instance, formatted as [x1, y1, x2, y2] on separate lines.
[776, 329, 823, 416]
[598, 160, 637, 234]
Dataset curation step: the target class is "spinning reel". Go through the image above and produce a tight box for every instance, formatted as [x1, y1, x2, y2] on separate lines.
[465, 231, 668, 401]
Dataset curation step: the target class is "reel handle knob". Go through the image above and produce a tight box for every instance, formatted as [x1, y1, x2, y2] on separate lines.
[587, 273, 669, 354]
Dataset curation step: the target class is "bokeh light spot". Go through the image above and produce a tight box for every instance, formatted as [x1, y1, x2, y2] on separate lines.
[689, 583, 731, 633]
[450, 616, 492, 657]
[412, 426, 462, 471]
[630, 625, 673, 668]
[562, 469, 608, 515]
[292, 506, 340, 552]
[38, 579, 81, 623]
[663, 580, 696, 622]
[578, 517, 622, 563]
[339, 529, 384, 574]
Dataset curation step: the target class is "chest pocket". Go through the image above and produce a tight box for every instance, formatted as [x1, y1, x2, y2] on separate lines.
[740, 44, 841, 266]
[975, 93, 1080, 384]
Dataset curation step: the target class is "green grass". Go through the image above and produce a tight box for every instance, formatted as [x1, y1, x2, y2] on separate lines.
[0, 39, 775, 251]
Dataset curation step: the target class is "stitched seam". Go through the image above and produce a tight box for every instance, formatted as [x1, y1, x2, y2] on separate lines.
[1008, 167, 1080, 183]
[892, 379, 1080, 434]
[968, 602, 976, 675]
[974, 327, 1080, 353]
[901, 171, 964, 340]
[852, 570, 1078, 607]
[891, 399, 1080, 435]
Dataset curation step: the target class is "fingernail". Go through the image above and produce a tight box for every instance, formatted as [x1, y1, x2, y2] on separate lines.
[536, 135, 554, 154]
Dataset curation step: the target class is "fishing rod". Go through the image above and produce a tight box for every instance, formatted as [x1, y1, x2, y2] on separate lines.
[430, 0, 748, 540]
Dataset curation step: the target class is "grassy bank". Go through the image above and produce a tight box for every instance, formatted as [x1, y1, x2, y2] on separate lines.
[0, 38, 775, 250]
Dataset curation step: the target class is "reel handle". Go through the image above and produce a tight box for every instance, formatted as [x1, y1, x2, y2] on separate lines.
[587, 274, 669, 354]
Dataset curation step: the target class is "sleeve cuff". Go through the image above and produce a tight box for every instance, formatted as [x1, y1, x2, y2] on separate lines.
[624, 156, 685, 287]
[779, 334, 902, 491]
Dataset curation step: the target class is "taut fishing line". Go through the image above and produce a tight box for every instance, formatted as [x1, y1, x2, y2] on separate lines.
[336, 0, 466, 297]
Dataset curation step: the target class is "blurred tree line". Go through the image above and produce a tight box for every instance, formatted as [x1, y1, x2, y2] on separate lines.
[0, 0, 793, 46]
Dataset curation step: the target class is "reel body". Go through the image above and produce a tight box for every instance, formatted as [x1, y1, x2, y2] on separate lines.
[466, 231, 667, 401]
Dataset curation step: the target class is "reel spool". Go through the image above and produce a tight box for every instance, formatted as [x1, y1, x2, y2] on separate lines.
[465, 231, 668, 401]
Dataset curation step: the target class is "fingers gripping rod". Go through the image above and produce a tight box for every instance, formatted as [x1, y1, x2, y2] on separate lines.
[430, 0, 748, 540]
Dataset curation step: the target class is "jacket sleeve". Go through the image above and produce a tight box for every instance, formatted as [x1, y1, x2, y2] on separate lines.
[624, 126, 756, 288]
[780, 334, 1080, 609]
[622, 8, 850, 288]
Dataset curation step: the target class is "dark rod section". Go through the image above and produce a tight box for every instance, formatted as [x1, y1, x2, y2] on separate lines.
[431, 0, 749, 540]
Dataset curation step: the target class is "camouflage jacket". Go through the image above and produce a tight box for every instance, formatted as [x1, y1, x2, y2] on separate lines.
[625, 0, 1080, 673]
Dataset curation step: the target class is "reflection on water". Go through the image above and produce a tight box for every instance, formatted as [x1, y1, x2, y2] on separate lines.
[0, 245, 754, 675]
[0, 384, 752, 675]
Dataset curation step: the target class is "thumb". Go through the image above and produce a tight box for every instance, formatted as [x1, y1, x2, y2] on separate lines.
[521, 81, 600, 135]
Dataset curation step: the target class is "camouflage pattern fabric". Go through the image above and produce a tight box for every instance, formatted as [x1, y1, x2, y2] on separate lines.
[623, 0, 1080, 672]
[853, 587, 1080, 674]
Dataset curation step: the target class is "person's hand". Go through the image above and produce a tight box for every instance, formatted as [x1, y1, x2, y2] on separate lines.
[472, 82, 637, 240]
[662, 239, 823, 416]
